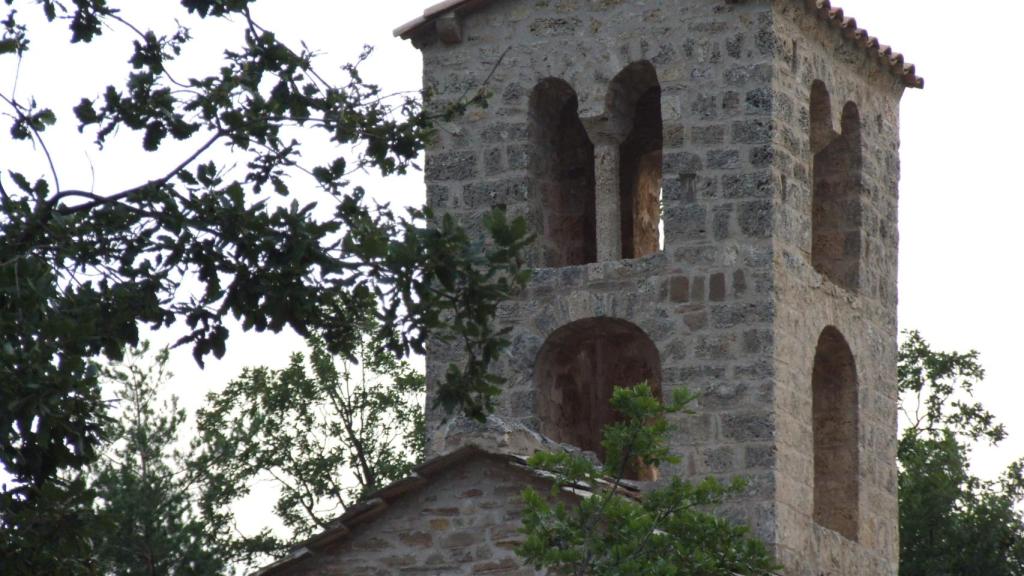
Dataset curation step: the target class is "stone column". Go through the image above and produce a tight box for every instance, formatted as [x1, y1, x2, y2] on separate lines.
[594, 143, 622, 262]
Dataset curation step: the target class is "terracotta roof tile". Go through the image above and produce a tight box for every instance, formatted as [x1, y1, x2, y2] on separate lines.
[814, 0, 922, 88]
[395, 0, 923, 88]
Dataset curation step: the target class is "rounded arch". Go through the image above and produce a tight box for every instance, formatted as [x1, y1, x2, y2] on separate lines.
[529, 78, 596, 268]
[606, 61, 661, 128]
[841, 101, 861, 137]
[810, 82, 863, 292]
[607, 62, 663, 259]
[809, 80, 834, 153]
[534, 317, 662, 470]
[812, 326, 860, 541]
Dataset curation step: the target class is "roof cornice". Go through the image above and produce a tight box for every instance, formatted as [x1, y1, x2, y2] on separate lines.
[395, 0, 923, 89]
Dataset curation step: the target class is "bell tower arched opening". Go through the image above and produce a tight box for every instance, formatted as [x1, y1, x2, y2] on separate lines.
[608, 62, 663, 259]
[534, 318, 662, 477]
[810, 82, 863, 292]
[812, 326, 860, 541]
[529, 78, 596, 267]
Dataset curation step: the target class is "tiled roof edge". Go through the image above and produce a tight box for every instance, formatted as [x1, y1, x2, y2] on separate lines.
[249, 446, 529, 576]
[811, 0, 923, 88]
[249, 443, 652, 576]
[395, 0, 923, 88]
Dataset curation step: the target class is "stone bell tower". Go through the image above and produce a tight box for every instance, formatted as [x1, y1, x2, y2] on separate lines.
[399, 1, 922, 574]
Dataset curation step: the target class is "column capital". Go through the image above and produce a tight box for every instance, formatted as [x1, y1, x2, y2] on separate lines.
[581, 116, 632, 147]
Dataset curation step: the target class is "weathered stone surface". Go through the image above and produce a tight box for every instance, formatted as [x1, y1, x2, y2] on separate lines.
[426, 150, 479, 181]
[462, 178, 528, 209]
[318, 0, 911, 574]
[709, 273, 727, 302]
[732, 119, 772, 144]
[721, 411, 774, 442]
[707, 149, 740, 170]
[667, 275, 689, 303]
[271, 455, 563, 576]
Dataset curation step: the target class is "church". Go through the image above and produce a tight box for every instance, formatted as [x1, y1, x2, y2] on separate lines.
[254, 0, 921, 574]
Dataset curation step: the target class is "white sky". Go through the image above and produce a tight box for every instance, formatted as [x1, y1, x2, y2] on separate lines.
[2, 0, 1022, 509]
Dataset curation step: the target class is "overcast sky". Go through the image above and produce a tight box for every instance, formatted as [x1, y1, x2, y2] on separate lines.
[2, 0, 1021, 493]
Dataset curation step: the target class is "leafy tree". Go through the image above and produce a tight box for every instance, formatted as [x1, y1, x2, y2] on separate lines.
[0, 345, 226, 575]
[88, 344, 226, 576]
[189, 334, 424, 570]
[0, 0, 526, 489]
[518, 384, 779, 576]
[0, 471, 98, 574]
[1, 0, 529, 569]
[898, 330, 1024, 575]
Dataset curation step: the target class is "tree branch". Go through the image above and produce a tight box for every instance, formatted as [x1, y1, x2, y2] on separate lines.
[52, 130, 223, 215]
[0, 91, 61, 193]
[0, 175, 12, 208]
[104, 12, 191, 90]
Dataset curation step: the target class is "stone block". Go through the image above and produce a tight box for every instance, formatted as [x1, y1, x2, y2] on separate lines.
[722, 172, 772, 199]
[481, 122, 528, 143]
[667, 275, 690, 302]
[737, 200, 772, 238]
[691, 124, 725, 145]
[462, 178, 528, 208]
[720, 411, 774, 442]
[732, 118, 771, 144]
[699, 446, 737, 473]
[707, 149, 741, 170]
[709, 273, 727, 301]
[426, 150, 478, 181]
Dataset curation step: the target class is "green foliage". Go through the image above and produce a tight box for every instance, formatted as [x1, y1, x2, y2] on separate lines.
[0, 474, 99, 574]
[0, 0, 530, 562]
[898, 331, 1024, 575]
[88, 344, 226, 576]
[189, 335, 424, 570]
[1, 345, 226, 575]
[518, 384, 779, 576]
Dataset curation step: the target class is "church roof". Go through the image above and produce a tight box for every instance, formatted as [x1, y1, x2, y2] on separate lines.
[395, 0, 924, 89]
[251, 445, 642, 576]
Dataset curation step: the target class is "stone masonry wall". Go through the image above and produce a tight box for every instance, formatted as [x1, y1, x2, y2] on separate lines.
[769, 2, 903, 574]
[421, 0, 780, 548]
[415, 1, 906, 574]
[274, 456, 546, 576]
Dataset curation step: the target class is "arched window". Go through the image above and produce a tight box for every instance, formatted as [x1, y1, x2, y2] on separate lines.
[812, 326, 859, 540]
[809, 80, 833, 154]
[608, 62, 663, 259]
[535, 318, 662, 478]
[810, 81, 863, 292]
[529, 79, 596, 267]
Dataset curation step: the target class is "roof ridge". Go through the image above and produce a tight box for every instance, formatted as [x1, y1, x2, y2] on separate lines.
[249, 444, 646, 576]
